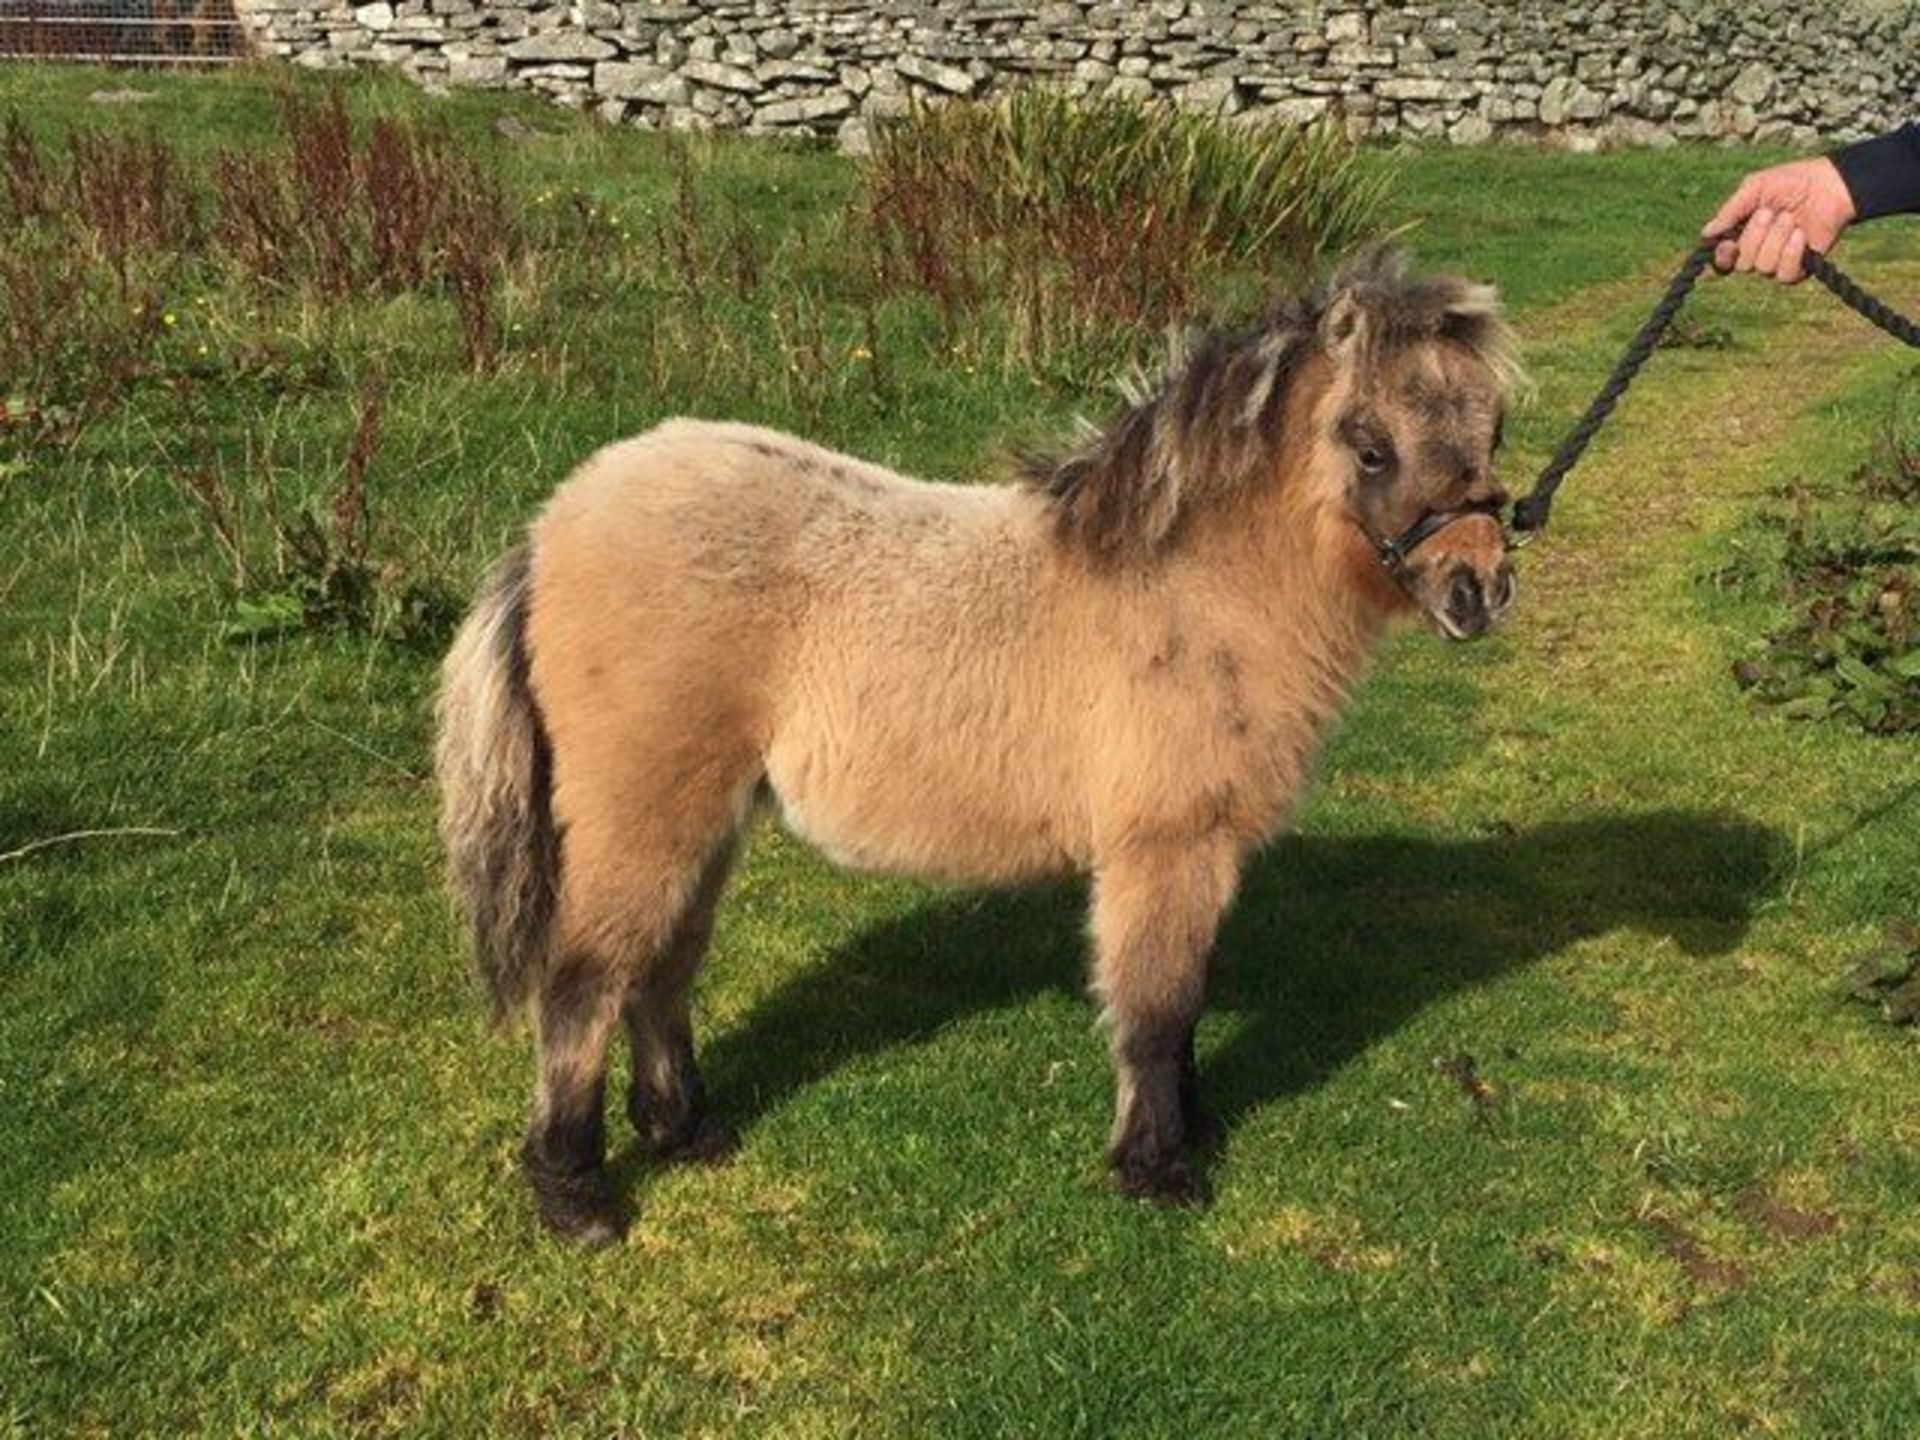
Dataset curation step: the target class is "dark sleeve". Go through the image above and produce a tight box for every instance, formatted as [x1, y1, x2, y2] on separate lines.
[1831, 123, 1920, 221]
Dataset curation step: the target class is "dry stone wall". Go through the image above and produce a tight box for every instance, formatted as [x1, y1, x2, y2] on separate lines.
[232, 0, 1920, 152]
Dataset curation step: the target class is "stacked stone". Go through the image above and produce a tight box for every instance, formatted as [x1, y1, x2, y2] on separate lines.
[230, 0, 1920, 151]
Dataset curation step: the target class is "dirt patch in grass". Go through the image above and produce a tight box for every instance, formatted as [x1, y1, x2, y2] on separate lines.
[1734, 1185, 1839, 1243]
[1643, 1214, 1748, 1290]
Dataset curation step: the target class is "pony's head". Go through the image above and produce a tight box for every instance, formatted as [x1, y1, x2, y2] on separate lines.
[1023, 247, 1521, 639]
[1309, 248, 1520, 640]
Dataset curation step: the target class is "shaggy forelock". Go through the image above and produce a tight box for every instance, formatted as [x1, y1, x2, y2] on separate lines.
[1023, 246, 1519, 564]
[1324, 246, 1522, 393]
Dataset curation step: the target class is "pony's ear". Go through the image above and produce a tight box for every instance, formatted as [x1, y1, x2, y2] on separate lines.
[1438, 282, 1503, 346]
[1319, 289, 1368, 365]
[1439, 280, 1527, 396]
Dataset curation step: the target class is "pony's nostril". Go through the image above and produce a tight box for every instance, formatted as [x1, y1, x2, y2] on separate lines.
[1447, 568, 1483, 621]
[1439, 567, 1488, 639]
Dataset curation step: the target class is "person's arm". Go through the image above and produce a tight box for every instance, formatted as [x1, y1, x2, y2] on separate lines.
[1830, 122, 1920, 221]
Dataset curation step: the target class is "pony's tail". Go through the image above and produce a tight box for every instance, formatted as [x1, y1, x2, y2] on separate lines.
[434, 542, 557, 1023]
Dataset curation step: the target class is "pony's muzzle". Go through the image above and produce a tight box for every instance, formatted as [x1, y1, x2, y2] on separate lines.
[1437, 558, 1514, 640]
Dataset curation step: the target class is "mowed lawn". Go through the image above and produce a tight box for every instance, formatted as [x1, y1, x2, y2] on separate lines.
[3, 66, 1919, 1438]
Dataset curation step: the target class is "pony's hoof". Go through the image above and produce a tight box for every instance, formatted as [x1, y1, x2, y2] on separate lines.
[656, 1112, 739, 1165]
[526, 1164, 624, 1246]
[675, 1114, 740, 1163]
[1111, 1153, 1209, 1207]
[632, 1089, 739, 1163]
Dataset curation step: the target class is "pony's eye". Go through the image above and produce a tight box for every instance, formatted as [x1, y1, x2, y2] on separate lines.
[1357, 445, 1393, 475]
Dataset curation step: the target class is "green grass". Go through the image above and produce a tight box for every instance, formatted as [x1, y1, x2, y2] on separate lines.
[4, 66, 1920, 1437]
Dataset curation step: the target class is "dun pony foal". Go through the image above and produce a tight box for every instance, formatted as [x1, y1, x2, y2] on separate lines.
[437, 250, 1520, 1244]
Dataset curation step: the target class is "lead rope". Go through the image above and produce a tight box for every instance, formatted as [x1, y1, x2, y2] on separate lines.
[1510, 236, 1920, 535]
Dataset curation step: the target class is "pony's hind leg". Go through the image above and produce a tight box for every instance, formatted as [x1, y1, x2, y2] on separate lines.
[523, 951, 626, 1246]
[623, 839, 738, 1161]
[1089, 838, 1241, 1205]
[524, 795, 749, 1242]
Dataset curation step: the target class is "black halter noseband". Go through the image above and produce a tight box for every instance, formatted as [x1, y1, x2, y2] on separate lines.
[1367, 499, 1506, 585]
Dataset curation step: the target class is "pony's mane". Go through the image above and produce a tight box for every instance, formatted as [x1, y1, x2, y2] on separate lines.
[1021, 248, 1519, 564]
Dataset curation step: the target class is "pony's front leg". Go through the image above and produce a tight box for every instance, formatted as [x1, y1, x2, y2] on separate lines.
[1089, 838, 1241, 1205]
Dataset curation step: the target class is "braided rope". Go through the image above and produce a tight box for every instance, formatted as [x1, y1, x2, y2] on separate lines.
[1803, 249, 1920, 348]
[1511, 238, 1920, 535]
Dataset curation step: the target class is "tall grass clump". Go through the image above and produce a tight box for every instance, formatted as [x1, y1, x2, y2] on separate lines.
[0, 87, 523, 467]
[212, 90, 517, 369]
[0, 112, 194, 449]
[860, 90, 1390, 368]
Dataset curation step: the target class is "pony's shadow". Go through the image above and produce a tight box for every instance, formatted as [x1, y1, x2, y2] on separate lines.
[681, 809, 1784, 1156]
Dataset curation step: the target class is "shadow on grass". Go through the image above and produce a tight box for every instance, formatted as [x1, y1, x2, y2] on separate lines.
[685, 809, 1783, 1154]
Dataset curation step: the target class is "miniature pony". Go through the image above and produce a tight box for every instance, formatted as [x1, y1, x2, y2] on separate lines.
[437, 250, 1519, 1243]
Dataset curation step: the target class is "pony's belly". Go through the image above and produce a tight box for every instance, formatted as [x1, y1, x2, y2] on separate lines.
[764, 751, 1079, 884]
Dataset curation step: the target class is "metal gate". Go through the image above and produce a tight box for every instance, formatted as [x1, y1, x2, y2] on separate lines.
[0, 0, 250, 64]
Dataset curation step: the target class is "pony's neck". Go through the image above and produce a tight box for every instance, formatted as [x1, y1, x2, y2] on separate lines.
[1280, 498, 1399, 701]
[1152, 358, 1406, 801]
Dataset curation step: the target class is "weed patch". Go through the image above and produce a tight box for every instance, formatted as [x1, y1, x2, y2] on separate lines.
[1715, 373, 1920, 732]
[1845, 922, 1920, 1026]
[210, 91, 518, 371]
[183, 379, 461, 647]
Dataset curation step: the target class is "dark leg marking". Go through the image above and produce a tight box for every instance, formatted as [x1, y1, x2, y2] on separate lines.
[1178, 1023, 1222, 1153]
[522, 1084, 619, 1247]
[1109, 1009, 1208, 1206]
[625, 997, 737, 1163]
[623, 843, 738, 1164]
[522, 953, 623, 1246]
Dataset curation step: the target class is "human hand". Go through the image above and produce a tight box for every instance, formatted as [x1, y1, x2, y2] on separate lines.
[1701, 156, 1858, 283]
